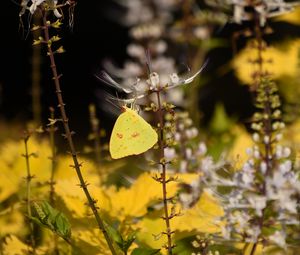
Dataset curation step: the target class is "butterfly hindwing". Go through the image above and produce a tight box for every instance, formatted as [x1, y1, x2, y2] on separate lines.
[109, 108, 158, 159]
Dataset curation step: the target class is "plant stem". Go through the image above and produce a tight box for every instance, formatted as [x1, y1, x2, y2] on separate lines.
[47, 107, 59, 253]
[249, 242, 258, 255]
[156, 90, 174, 255]
[41, 11, 117, 255]
[248, 11, 275, 255]
[23, 133, 36, 254]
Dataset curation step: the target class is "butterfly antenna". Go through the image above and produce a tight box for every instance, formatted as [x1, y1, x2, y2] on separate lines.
[24, 13, 32, 40]
[68, 1, 76, 31]
[95, 71, 123, 91]
[105, 93, 123, 111]
[19, 16, 25, 38]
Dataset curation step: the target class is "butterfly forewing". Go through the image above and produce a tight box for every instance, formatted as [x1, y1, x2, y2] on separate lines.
[109, 108, 158, 159]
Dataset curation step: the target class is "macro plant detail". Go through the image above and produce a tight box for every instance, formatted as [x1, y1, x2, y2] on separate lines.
[1, 0, 300, 255]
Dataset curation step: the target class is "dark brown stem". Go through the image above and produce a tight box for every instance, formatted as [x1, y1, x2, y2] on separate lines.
[23, 133, 36, 254]
[249, 12, 274, 255]
[249, 242, 258, 255]
[156, 91, 174, 255]
[41, 11, 117, 255]
[47, 107, 59, 253]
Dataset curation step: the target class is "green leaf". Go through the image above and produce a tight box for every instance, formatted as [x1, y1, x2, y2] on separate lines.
[122, 231, 137, 253]
[55, 46, 65, 54]
[33, 40, 42, 46]
[32, 201, 71, 241]
[54, 212, 71, 239]
[104, 222, 123, 247]
[104, 222, 137, 253]
[51, 20, 63, 28]
[131, 248, 161, 255]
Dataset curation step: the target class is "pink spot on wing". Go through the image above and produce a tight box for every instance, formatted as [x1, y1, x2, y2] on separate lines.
[131, 132, 140, 138]
[116, 133, 123, 139]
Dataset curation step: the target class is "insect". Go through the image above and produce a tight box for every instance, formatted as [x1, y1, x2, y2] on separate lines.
[95, 59, 209, 102]
[109, 106, 158, 159]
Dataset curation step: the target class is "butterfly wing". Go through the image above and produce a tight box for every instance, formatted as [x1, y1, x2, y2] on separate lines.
[109, 108, 158, 159]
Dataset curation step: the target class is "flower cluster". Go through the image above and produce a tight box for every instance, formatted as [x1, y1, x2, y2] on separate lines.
[206, 0, 300, 26]
[101, 0, 182, 107]
[19, 0, 63, 17]
[202, 78, 300, 250]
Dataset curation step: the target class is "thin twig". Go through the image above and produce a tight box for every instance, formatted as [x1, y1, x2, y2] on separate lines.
[47, 107, 59, 254]
[48, 107, 57, 205]
[249, 10, 275, 255]
[156, 90, 174, 255]
[40, 9, 117, 255]
[23, 132, 36, 254]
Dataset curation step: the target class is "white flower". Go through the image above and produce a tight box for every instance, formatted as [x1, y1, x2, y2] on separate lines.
[233, 4, 244, 24]
[178, 123, 184, 131]
[152, 57, 176, 74]
[243, 161, 253, 172]
[197, 142, 207, 156]
[185, 128, 198, 139]
[179, 193, 193, 208]
[245, 225, 261, 243]
[201, 157, 214, 173]
[276, 145, 283, 158]
[253, 149, 260, 159]
[279, 160, 292, 174]
[283, 147, 291, 158]
[153, 40, 167, 54]
[174, 132, 181, 142]
[269, 231, 286, 248]
[148, 72, 160, 89]
[260, 161, 267, 174]
[130, 23, 163, 39]
[52, 0, 62, 18]
[170, 73, 179, 84]
[276, 190, 298, 214]
[246, 147, 253, 156]
[221, 225, 232, 240]
[123, 62, 143, 77]
[167, 88, 183, 105]
[185, 148, 192, 159]
[275, 145, 290, 159]
[28, 0, 61, 17]
[194, 27, 210, 39]
[252, 133, 260, 142]
[275, 133, 283, 141]
[134, 80, 148, 93]
[229, 0, 299, 26]
[164, 147, 176, 161]
[29, 0, 46, 14]
[241, 170, 254, 187]
[248, 195, 266, 217]
[228, 192, 243, 208]
[127, 44, 145, 59]
[230, 211, 250, 233]
[263, 135, 270, 144]
[272, 171, 286, 188]
[180, 160, 188, 173]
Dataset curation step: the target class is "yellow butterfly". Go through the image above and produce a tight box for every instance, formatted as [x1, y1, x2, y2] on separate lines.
[109, 107, 158, 159]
